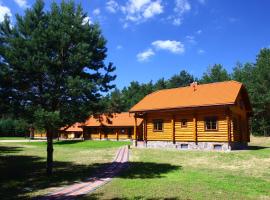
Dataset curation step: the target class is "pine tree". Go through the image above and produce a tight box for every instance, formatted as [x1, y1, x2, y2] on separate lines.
[0, 0, 116, 174]
[200, 64, 231, 83]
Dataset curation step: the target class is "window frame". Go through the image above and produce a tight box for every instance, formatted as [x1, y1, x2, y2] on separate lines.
[181, 119, 188, 128]
[153, 119, 163, 132]
[204, 116, 218, 131]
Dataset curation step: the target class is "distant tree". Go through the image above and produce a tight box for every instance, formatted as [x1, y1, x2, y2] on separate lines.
[121, 81, 154, 111]
[200, 64, 231, 83]
[154, 78, 168, 90]
[105, 88, 126, 113]
[0, 0, 115, 174]
[250, 49, 270, 136]
[232, 62, 255, 90]
[167, 70, 194, 88]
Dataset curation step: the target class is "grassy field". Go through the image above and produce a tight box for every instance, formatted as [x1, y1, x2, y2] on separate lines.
[86, 137, 270, 200]
[0, 140, 131, 200]
[1, 138, 269, 200]
[0, 136, 28, 140]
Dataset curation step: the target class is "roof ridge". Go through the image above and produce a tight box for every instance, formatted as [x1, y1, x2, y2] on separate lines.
[147, 80, 241, 94]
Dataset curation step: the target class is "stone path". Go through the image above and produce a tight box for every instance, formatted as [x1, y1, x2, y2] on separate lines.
[41, 146, 129, 200]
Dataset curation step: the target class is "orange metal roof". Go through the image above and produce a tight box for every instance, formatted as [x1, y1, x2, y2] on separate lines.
[130, 81, 245, 112]
[83, 112, 142, 127]
[61, 122, 83, 132]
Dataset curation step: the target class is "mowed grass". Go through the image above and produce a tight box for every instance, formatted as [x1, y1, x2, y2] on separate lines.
[87, 136, 270, 200]
[0, 140, 131, 200]
[0, 136, 28, 140]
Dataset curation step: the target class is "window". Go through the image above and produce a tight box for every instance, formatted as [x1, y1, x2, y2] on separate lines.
[153, 119, 163, 132]
[181, 119, 188, 128]
[205, 117, 218, 131]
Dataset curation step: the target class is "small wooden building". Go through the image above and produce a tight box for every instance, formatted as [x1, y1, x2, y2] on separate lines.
[82, 112, 143, 140]
[130, 81, 252, 150]
[60, 122, 83, 139]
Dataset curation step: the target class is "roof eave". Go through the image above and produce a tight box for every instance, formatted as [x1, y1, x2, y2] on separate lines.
[129, 103, 235, 113]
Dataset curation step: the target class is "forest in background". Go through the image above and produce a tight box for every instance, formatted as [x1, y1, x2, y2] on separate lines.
[0, 44, 269, 136]
[104, 48, 270, 136]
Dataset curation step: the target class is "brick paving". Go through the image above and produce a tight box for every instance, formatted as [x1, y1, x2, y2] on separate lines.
[40, 146, 129, 200]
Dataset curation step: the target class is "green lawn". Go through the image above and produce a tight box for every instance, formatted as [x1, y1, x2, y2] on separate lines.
[0, 140, 131, 200]
[1, 138, 270, 200]
[86, 137, 270, 200]
[0, 136, 28, 140]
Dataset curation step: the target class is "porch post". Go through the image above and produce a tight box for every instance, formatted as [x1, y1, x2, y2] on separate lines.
[144, 116, 147, 143]
[116, 129, 119, 141]
[142, 120, 145, 141]
[227, 109, 231, 142]
[171, 115, 175, 144]
[134, 116, 137, 147]
[193, 115, 197, 143]
[99, 127, 101, 140]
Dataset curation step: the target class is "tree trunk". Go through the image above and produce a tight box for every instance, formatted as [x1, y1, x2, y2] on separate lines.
[46, 128, 54, 175]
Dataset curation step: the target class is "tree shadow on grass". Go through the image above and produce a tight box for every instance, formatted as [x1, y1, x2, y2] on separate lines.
[54, 140, 85, 145]
[247, 145, 269, 150]
[117, 162, 181, 179]
[0, 145, 180, 200]
[0, 146, 23, 154]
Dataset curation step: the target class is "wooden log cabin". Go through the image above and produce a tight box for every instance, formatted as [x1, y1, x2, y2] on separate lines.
[60, 122, 83, 139]
[130, 81, 252, 150]
[82, 112, 143, 140]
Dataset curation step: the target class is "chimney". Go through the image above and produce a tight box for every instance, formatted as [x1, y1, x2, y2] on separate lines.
[190, 82, 198, 91]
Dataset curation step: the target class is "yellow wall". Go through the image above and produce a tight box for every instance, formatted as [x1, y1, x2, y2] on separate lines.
[144, 106, 250, 142]
[146, 113, 173, 141]
[230, 93, 250, 142]
[84, 127, 134, 140]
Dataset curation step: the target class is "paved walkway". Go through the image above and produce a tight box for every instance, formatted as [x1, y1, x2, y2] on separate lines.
[41, 146, 129, 200]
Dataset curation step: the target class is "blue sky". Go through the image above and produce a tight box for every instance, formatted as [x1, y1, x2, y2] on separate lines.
[1, 0, 270, 89]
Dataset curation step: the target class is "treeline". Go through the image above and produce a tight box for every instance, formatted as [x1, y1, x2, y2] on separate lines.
[104, 48, 270, 136]
[0, 118, 29, 137]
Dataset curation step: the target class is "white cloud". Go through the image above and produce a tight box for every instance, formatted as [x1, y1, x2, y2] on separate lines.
[173, 18, 182, 26]
[0, 3, 12, 22]
[198, 49, 205, 54]
[14, 0, 29, 9]
[196, 30, 202, 34]
[82, 16, 92, 25]
[143, 1, 163, 18]
[123, 22, 129, 29]
[137, 48, 155, 62]
[174, 0, 191, 14]
[186, 35, 196, 44]
[93, 8, 100, 16]
[106, 0, 119, 13]
[152, 40, 185, 54]
[122, 0, 163, 23]
[171, 0, 191, 26]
